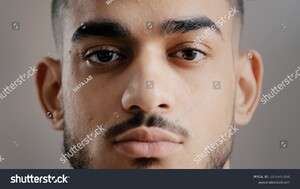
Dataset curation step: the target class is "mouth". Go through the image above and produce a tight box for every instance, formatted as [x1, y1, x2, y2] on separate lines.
[113, 127, 183, 158]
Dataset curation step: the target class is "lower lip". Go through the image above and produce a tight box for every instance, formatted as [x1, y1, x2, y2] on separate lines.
[114, 141, 182, 158]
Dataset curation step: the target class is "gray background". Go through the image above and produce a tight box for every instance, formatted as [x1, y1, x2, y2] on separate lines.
[0, 0, 299, 169]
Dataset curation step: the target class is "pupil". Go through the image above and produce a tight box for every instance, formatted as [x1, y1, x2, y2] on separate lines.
[183, 50, 196, 60]
[97, 51, 113, 62]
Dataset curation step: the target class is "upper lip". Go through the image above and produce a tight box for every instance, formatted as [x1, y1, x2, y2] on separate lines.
[114, 126, 183, 144]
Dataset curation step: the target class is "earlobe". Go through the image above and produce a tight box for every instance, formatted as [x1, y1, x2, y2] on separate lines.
[35, 57, 64, 131]
[234, 50, 264, 126]
[52, 109, 64, 131]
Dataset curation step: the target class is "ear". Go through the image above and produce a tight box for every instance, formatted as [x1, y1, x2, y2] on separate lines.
[35, 57, 64, 131]
[234, 50, 264, 126]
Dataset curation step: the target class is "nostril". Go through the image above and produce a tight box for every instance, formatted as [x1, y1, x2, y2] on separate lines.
[159, 104, 168, 108]
[129, 105, 141, 112]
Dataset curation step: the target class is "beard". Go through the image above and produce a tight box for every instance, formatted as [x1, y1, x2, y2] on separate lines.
[63, 129, 91, 169]
[62, 112, 234, 169]
[205, 136, 234, 169]
[61, 88, 236, 169]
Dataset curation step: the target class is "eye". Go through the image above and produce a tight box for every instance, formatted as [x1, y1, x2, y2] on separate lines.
[86, 50, 125, 64]
[170, 48, 206, 62]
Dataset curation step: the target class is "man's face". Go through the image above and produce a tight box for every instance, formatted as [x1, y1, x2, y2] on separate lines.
[38, 0, 262, 168]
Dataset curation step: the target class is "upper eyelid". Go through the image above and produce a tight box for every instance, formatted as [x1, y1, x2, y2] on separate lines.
[83, 45, 123, 55]
[80, 44, 208, 59]
[86, 49, 118, 56]
[169, 48, 207, 57]
[86, 50, 127, 64]
[168, 42, 208, 52]
[181, 47, 206, 53]
[84, 50, 127, 61]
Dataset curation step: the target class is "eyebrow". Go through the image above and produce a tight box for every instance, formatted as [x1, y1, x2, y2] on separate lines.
[71, 21, 131, 43]
[71, 17, 221, 43]
[160, 17, 221, 36]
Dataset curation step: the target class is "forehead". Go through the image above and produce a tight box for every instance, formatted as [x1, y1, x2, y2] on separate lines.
[65, 0, 232, 42]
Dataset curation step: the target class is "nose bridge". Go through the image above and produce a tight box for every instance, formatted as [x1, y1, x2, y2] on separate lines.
[135, 44, 165, 82]
[121, 43, 175, 114]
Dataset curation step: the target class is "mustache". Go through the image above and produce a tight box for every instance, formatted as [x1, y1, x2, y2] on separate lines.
[104, 112, 190, 140]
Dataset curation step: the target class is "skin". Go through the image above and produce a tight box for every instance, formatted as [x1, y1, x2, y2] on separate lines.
[36, 0, 263, 169]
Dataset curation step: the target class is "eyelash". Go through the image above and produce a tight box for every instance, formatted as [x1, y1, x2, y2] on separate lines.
[83, 47, 126, 67]
[168, 46, 208, 63]
[81, 44, 208, 68]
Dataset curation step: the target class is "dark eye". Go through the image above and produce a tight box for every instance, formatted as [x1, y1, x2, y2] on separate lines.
[171, 49, 206, 62]
[87, 50, 125, 64]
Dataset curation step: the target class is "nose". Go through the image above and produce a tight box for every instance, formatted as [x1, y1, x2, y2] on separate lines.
[121, 46, 175, 115]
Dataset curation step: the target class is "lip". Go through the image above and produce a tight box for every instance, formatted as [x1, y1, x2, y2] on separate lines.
[113, 127, 183, 158]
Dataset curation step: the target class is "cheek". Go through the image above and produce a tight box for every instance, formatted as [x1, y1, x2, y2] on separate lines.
[184, 71, 235, 150]
[186, 74, 235, 125]
[63, 75, 122, 131]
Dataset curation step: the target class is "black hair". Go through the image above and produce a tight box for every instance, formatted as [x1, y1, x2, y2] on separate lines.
[51, 0, 68, 51]
[230, 0, 244, 25]
[51, 0, 244, 51]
